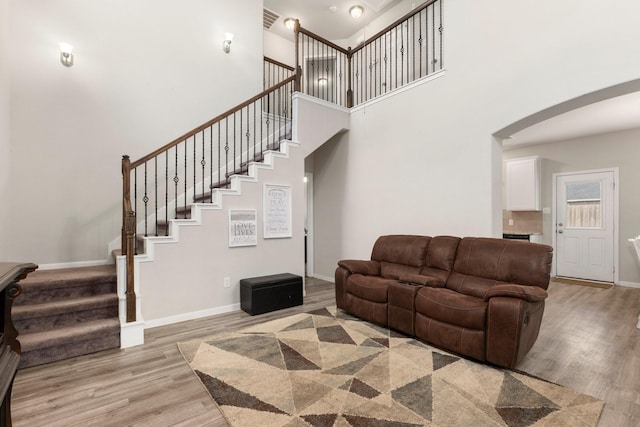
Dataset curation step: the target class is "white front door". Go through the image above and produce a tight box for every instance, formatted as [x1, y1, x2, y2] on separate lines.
[555, 170, 616, 282]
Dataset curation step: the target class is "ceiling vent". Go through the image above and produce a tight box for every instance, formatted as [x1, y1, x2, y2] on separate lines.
[263, 8, 279, 30]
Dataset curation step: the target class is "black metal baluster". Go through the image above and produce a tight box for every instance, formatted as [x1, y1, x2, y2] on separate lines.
[412, 15, 416, 82]
[134, 168, 138, 253]
[183, 141, 187, 213]
[164, 150, 169, 236]
[432, 2, 436, 74]
[225, 117, 229, 187]
[143, 162, 148, 236]
[201, 130, 205, 200]
[209, 126, 213, 199]
[239, 108, 243, 175]
[192, 135, 196, 202]
[419, 9, 423, 78]
[174, 146, 178, 218]
[154, 157, 158, 235]
[439, 0, 443, 70]
[233, 112, 237, 176]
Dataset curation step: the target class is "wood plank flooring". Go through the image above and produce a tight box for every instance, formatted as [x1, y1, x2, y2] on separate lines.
[11, 278, 640, 426]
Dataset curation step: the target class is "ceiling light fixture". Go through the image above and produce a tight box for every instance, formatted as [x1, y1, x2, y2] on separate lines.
[349, 5, 364, 19]
[318, 77, 328, 85]
[223, 32, 233, 53]
[60, 43, 74, 67]
[283, 18, 296, 30]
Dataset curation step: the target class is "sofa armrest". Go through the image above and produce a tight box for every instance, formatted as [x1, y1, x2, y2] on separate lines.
[483, 284, 548, 303]
[399, 274, 445, 288]
[337, 259, 380, 276]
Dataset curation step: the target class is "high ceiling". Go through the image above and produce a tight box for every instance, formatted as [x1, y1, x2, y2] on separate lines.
[263, 1, 640, 146]
[264, 0, 403, 41]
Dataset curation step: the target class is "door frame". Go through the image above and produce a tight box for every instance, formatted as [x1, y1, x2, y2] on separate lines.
[552, 167, 619, 283]
[304, 172, 314, 278]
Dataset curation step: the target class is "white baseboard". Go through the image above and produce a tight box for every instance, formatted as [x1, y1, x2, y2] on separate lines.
[38, 259, 114, 271]
[144, 303, 241, 329]
[617, 281, 640, 289]
[312, 273, 335, 283]
[121, 321, 145, 348]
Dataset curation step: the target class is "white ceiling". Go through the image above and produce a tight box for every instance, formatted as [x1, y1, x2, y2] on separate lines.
[505, 91, 640, 148]
[264, 0, 402, 41]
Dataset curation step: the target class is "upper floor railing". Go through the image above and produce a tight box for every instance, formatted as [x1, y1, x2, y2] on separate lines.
[295, 0, 443, 108]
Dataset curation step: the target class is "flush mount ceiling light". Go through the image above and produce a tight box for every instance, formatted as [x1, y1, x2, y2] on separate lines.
[318, 77, 328, 85]
[283, 18, 296, 30]
[349, 5, 364, 19]
[59, 42, 74, 67]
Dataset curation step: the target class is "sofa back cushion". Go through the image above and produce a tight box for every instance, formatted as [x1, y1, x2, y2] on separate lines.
[421, 236, 461, 282]
[447, 237, 553, 298]
[371, 235, 431, 279]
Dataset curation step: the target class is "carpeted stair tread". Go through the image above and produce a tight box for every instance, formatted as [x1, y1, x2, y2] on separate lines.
[19, 318, 120, 352]
[16, 265, 116, 303]
[13, 294, 118, 320]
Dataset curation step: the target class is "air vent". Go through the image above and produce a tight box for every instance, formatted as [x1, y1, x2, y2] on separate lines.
[263, 8, 279, 30]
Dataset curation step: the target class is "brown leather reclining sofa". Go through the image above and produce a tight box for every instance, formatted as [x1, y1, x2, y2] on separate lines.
[335, 235, 553, 368]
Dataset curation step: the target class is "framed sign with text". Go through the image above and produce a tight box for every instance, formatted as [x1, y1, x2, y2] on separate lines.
[228, 209, 257, 247]
[264, 184, 292, 239]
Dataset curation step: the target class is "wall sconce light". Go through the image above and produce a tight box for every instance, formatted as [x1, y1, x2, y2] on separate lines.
[223, 32, 233, 53]
[60, 43, 74, 67]
[349, 5, 364, 19]
[283, 18, 296, 31]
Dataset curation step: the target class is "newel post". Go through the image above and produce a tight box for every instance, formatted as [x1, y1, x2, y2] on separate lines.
[121, 155, 137, 322]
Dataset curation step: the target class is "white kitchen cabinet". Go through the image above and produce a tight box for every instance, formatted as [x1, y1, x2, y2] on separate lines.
[505, 156, 540, 211]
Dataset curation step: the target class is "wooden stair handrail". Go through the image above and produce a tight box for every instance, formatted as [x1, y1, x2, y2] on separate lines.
[264, 56, 295, 72]
[130, 75, 296, 169]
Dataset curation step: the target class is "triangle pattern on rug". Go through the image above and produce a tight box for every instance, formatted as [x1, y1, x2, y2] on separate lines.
[195, 370, 288, 415]
[208, 334, 285, 370]
[179, 308, 604, 427]
[432, 351, 460, 371]
[279, 340, 320, 371]
[317, 324, 356, 345]
[392, 375, 433, 421]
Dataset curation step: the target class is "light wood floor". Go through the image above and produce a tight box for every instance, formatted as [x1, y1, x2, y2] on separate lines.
[11, 278, 640, 426]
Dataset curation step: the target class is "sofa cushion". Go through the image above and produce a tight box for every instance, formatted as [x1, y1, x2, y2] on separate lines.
[421, 236, 460, 281]
[448, 237, 553, 297]
[371, 235, 431, 267]
[415, 287, 487, 330]
[346, 274, 395, 303]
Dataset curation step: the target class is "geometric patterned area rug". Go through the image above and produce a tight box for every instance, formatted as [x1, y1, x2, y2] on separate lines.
[178, 307, 604, 427]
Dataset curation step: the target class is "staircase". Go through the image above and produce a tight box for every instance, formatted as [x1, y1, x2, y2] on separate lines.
[13, 265, 120, 369]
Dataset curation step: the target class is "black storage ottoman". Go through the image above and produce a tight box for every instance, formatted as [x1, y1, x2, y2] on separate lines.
[240, 273, 303, 315]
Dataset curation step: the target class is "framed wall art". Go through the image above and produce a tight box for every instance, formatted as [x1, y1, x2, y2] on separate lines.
[264, 184, 292, 239]
[228, 209, 257, 247]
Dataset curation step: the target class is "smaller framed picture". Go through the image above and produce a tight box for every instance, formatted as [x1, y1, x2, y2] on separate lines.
[264, 184, 292, 239]
[228, 209, 257, 247]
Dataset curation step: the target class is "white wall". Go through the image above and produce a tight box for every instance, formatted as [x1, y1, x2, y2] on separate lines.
[2, 0, 263, 264]
[0, 0, 10, 246]
[264, 31, 295, 68]
[309, 0, 640, 278]
[139, 143, 304, 324]
[504, 128, 640, 285]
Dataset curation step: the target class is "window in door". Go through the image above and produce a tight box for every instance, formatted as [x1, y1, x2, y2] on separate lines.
[565, 181, 602, 229]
